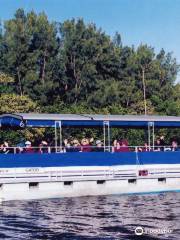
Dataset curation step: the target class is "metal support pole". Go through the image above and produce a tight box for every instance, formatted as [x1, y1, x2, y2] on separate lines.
[103, 122, 106, 152]
[103, 121, 110, 152]
[59, 121, 62, 151]
[107, 122, 110, 152]
[148, 122, 151, 149]
[152, 122, 155, 151]
[55, 121, 57, 153]
[55, 121, 62, 153]
[148, 122, 154, 150]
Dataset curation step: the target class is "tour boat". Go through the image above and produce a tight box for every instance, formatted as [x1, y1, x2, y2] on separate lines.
[0, 113, 180, 202]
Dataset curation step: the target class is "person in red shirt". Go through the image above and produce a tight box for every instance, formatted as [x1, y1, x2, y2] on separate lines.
[120, 139, 129, 152]
[113, 139, 129, 152]
[24, 141, 34, 153]
[81, 138, 92, 152]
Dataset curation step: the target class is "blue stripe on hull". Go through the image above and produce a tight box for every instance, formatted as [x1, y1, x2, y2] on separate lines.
[0, 152, 180, 168]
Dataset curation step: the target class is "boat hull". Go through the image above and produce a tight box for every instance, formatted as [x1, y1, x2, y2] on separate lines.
[0, 176, 180, 201]
[0, 152, 180, 201]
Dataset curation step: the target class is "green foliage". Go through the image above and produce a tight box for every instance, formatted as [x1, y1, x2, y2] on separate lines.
[0, 72, 14, 94]
[0, 94, 38, 114]
[0, 72, 14, 83]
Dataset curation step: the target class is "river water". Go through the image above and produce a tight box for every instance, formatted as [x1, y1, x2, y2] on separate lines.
[0, 192, 180, 240]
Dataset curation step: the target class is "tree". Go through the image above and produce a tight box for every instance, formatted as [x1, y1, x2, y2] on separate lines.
[0, 8, 179, 118]
[0, 94, 38, 114]
[2, 9, 59, 103]
[57, 19, 120, 104]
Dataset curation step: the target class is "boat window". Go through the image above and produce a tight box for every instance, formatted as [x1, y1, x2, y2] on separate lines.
[29, 182, 39, 188]
[158, 178, 166, 183]
[64, 181, 73, 186]
[97, 180, 106, 184]
[128, 179, 137, 184]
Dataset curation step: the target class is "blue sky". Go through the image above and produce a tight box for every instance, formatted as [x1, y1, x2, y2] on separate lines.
[0, 0, 180, 82]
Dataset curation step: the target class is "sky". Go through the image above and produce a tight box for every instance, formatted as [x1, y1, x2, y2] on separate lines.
[0, 0, 180, 82]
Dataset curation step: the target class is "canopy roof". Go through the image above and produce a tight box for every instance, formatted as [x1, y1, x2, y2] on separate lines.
[0, 113, 180, 128]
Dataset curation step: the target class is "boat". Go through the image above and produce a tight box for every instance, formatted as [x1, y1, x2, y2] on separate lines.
[0, 113, 180, 202]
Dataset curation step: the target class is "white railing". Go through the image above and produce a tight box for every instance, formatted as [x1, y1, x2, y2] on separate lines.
[0, 145, 178, 154]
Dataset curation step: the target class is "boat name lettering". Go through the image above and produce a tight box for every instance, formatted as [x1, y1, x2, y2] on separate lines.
[25, 168, 40, 172]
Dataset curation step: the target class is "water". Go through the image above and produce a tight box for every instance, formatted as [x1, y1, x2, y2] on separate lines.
[0, 193, 180, 240]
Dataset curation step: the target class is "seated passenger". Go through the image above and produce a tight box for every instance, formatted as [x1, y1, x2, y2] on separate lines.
[113, 139, 129, 152]
[71, 139, 81, 152]
[159, 136, 165, 150]
[64, 139, 73, 152]
[23, 141, 34, 153]
[0, 141, 10, 154]
[94, 140, 104, 152]
[81, 138, 92, 152]
[16, 142, 25, 154]
[171, 140, 179, 151]
[39, 141, 49, 153]
[114, 141, 122, 152]
[154, 139, 161, 151]
[120, 139, 129, 152]
[112, 139, 118, 152]
[138, 143, 150, 152]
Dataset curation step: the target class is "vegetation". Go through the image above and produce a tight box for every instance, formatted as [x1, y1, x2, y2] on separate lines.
[0, 9, 180, 144]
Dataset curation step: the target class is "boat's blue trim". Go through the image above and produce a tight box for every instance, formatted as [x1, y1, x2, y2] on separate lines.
[1, 114, 180, 128]
[1, 115, 26, 128]
[0, 152, 179, 168]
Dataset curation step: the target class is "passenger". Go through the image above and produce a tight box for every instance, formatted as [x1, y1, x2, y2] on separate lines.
[122, 139, 128, 146]
[94, 140, 104, 152]
[89, 137, 94, 145]
[64, 139, 72, 152]
[39, 141, 49, 153]
[71, 139, 81, 152]
[81, 138, 92, 152]
[16, 142, 25, 154]
[154, 139, 161, 151]
[23, 141, 34, 153]
[113, 139, 129, 152]
[0, 141, 10, 154]
[138, 143, 150, 152]
[114, 141, 122, 152]
[120, 139, 129, 152]
[112, 139, 118, 152]
[171, 140, 179, 151]
[159, 135, 165, 150]
[38, 143, 43, 153]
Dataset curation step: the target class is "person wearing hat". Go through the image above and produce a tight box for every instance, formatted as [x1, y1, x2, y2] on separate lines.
[94, 140, 104, 152]
[24, 141, 34, 153]
[39, 140, 49, 153]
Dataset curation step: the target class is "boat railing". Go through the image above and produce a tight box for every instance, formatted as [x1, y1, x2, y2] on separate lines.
[0, 145, 178, 154]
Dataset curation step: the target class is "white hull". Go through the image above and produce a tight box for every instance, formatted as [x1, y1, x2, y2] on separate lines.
[0, 164, 180, 201]
[0, 177, 180, 202]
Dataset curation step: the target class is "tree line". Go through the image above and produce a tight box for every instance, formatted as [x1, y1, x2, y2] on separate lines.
[0, 8, 180, 144]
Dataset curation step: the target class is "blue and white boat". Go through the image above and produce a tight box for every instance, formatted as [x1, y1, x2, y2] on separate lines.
[0, 113, 180, 202]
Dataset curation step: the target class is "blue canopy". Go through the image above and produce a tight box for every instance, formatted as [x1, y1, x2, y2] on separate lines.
[0, 114, 26, 129]
[0, 113, 180, 128]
